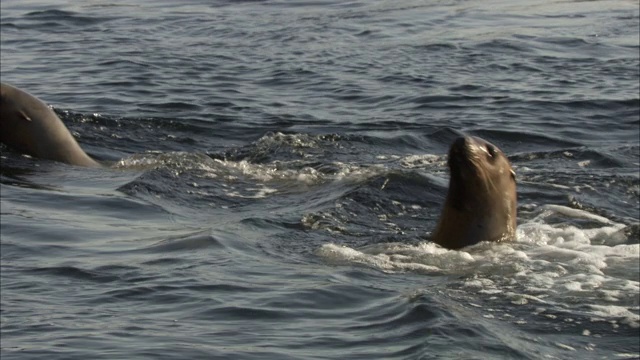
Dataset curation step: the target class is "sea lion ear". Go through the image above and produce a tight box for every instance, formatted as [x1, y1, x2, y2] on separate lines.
[510, 169, 516, 181]
[18, 111, 32, 122]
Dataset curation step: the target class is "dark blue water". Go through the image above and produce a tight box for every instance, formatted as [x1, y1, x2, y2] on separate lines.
[1, 1, 639, 359]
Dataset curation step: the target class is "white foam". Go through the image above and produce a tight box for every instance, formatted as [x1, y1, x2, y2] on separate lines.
[115, 151, 385, 198]
[253, 131, 323, 150]
[317, 242, 450, 274]
[226, 186, 278, 199]
[317, 205, 640, 328]
[400, 154, 445, 169]
[533, 204, 615, 226]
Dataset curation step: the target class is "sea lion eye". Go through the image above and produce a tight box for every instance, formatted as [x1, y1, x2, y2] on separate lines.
[486, 144, 497, 158]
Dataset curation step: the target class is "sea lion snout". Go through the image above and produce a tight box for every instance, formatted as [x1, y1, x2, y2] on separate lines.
[450, 136, 472, 152]
[448, 136, 487, 180]
[450, 136, 497, 160]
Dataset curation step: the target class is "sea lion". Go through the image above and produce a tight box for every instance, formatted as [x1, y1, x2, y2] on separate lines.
[0, 82, 100, 167]
[431, 136, 517, 249]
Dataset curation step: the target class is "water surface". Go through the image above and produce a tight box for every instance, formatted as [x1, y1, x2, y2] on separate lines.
[1, 0, 639, 359]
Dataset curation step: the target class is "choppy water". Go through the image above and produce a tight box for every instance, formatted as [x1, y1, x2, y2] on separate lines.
[1, 0, 639, 359]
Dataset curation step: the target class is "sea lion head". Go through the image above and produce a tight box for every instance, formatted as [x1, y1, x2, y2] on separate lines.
[432, 136, 517, 249]
[0, 82, 37, 155]
[0, 82, 101, 167]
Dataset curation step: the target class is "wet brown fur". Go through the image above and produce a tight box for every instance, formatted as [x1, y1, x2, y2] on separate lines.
[0, 83, 100, 167]
[431, 136, 517, 249]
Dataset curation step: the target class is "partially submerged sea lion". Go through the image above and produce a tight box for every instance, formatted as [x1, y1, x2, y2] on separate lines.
[432, 136, 517, 249]
[0, 84, 516, 249]
[0, 82, 101, 167]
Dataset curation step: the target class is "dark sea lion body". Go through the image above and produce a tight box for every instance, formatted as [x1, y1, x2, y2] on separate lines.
[0, 82, 100, 167]
[432, 136, 517, 249]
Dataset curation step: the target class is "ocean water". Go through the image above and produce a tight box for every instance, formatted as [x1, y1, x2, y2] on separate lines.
[1, 0, 639, 359]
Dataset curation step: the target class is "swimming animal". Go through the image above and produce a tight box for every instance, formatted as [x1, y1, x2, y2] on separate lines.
[431, 136, 517, 249]
[0, 82, 100, 167]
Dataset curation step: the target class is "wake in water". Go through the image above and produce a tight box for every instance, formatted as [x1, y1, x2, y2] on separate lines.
[1, 104, 638, 359]
[100, 130, 640, 335]
[319, 205, 638, 329]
